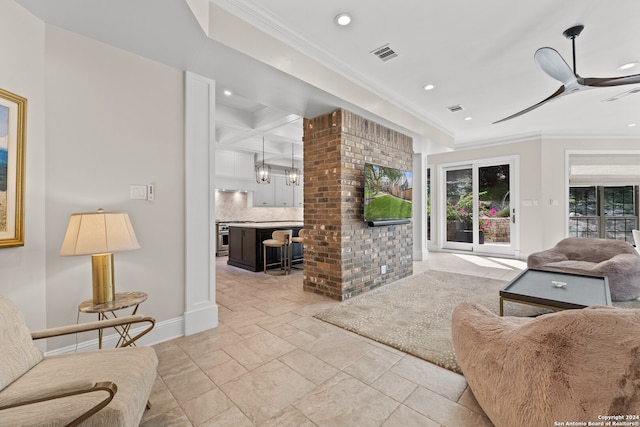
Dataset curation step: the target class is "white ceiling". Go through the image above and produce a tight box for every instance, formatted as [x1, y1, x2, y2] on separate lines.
[16, 0, 640, 165]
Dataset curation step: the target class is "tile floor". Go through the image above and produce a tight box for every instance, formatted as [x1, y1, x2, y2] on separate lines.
[141, 252, 527, 426]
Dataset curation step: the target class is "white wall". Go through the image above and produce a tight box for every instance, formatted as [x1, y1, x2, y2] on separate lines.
[540, 137, 640, 249]
[429, 136, 640, 256]
[44, 25, 185, 349]
[0, 1, 47, 333]
[429, 138, 542, 257]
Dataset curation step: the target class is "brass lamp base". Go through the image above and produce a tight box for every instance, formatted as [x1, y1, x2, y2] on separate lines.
[91, 253, 115, 304]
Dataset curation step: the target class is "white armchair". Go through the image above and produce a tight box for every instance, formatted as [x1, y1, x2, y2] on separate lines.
[0, 295, 157, 426]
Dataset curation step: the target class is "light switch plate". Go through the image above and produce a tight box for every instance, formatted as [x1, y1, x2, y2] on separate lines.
[130, 185, 147, 200]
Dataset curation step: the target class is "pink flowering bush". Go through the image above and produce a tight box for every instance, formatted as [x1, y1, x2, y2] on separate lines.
[446, 192, 497, 233]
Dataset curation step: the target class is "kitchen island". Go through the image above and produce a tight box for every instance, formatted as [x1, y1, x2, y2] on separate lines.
[227, 222, 304, 272]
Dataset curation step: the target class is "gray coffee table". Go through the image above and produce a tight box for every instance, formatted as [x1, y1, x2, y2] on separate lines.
[499, 269, 612, 316]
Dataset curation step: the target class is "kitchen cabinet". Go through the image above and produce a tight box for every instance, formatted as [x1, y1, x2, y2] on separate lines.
[253, 185, 274, 207]
[251, 175, 302, 207]
[274, 176, 294, 207]
[215, 150, 256, 191]
[234, 152, 255, 178]
[228, 226, 257, 269]
[215, 150, 254, 178]
[294, 183, 303, 207]
[215, 150, 235, 176]
[227, 222, 304, 272]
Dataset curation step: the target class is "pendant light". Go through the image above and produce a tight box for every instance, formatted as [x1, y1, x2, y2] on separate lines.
[255, 136, 271, 184]
[285, 143, 300, 186]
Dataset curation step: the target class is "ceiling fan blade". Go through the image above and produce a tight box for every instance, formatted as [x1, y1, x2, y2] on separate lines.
[534, 47, 576, 86]
[580, 74, 640, 87]
[493, 86, 565, 124]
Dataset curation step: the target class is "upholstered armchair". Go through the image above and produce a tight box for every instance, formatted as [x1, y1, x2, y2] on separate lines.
[0, 295, 157, 426]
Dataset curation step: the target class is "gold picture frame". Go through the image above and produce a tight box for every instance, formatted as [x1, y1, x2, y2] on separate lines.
[0, 88, 27, 247]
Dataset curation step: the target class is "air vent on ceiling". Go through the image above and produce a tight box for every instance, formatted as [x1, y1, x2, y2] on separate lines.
[602, 87, 640, 102]
[447, 104, 464, 112]
[370, 44, 398, 62]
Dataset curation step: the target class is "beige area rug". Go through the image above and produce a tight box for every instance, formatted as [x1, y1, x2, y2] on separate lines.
[314, 269, 640, 374]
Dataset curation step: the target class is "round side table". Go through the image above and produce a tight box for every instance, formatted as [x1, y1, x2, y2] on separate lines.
[79, 291, 148, 349]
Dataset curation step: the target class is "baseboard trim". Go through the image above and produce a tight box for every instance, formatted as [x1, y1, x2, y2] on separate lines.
[413, 249, 429, 261]
[184, 303, 218, 336]
[44, 316, 186, 356]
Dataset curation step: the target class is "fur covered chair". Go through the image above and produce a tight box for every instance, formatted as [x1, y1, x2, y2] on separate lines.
[527, 237, 640, 301]
[452, 302, 640, 427]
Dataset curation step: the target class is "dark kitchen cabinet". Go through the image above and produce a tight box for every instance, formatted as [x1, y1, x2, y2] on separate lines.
[227, 224, 303, 272]
[228, 227, 256, 269]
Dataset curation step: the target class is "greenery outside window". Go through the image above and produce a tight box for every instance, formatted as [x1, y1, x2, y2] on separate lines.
[569, 185, 639, 243]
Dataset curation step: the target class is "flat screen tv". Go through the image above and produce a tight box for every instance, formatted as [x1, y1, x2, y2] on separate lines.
[364, 163, 413, 226]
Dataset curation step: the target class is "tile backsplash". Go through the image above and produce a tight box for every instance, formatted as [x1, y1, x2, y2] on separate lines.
[215, 190, 303, 222]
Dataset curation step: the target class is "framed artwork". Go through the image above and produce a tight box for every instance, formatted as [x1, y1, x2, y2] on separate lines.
[0, 88, 27, 247]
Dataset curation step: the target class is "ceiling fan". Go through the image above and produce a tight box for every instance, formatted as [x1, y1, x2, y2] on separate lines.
[494, 25, 640, 124]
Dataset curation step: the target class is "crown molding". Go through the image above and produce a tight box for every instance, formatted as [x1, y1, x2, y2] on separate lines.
[211, 0, 450, 136]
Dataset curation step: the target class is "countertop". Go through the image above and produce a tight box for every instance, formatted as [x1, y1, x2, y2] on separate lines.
[226, 221, 303, 229]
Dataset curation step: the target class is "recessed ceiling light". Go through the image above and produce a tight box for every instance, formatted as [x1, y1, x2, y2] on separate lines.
[464, 117, 473, 121]
[628, 123, 637, 127]
[223, 90, 232, 96]
[618, 61, 639, 71]
[334, 13, 352, 26]
[423, 84, 435, 91]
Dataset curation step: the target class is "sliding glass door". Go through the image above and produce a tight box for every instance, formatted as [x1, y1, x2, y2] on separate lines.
[442, 158, 516, 255]
[445, 167, 474, 249]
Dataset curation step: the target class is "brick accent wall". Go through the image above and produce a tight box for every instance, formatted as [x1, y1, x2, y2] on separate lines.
[302, 109, 413, 301]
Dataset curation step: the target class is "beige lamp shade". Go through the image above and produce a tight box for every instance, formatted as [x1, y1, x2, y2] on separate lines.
[60, 209, 140, 256]
[60, 209, 140, 304]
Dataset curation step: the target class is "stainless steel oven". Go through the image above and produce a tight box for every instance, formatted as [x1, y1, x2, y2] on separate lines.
[216, 223, 229, 256]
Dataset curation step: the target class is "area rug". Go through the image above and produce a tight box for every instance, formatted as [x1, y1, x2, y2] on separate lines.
[314, 269, 640, 374]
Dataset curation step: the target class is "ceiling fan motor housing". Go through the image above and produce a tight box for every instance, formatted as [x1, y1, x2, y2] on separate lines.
[563, 25, 584, 40]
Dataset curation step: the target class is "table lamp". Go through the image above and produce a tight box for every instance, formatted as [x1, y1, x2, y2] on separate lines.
[60, 209, 140, 304]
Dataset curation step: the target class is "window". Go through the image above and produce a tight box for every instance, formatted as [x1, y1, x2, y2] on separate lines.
[569, 185, 639, 243]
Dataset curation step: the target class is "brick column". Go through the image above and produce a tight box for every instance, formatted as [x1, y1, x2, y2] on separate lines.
[303, 109, 413, 300]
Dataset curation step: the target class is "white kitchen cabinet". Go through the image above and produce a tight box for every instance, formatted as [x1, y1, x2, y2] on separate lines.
[294, 182, 303, 207]
[274, 176, 294, 207]
[215, 150, 235, 177]
[234, 152, 255, 179]
[253, 185, 274, 207]
[215, 150, 258, 191]
[215, 150, 255, 179]
[251, 175, 302, 207]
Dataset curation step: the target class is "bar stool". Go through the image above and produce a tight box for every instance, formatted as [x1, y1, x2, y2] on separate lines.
[291, 229, 305, 269]
[263, 230, 292, 274]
